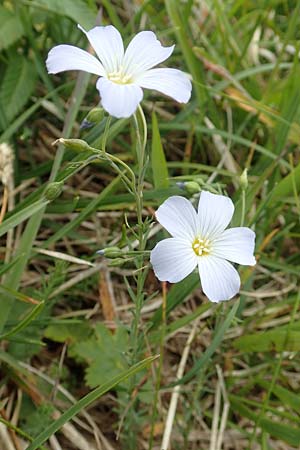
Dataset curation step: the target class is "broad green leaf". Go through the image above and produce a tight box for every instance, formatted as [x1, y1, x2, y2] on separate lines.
[234, 329, 300, 352]
[31, 0, 96, 29]
[44, 321, 92, 344]
[26, 355, 158, 450]
[267, 160, 300, 203]
[0, 6, 24, 50]
[0, 55, 37, 124]
[151, 112, 169, 189]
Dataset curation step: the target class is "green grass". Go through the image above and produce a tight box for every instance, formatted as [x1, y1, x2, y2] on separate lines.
[0, 1, 299, 449]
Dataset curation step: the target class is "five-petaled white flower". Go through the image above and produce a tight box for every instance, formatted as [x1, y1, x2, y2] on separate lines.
[150, 191, 256, 302]
[46, 24, 192, 118]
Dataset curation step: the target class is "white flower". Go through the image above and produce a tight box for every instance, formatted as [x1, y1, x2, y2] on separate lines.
[150, 191, 256, 303]
[46, 24, 192, 118]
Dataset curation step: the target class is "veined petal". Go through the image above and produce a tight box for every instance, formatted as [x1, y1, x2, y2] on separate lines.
[123, 31, 174, 77]
[198, 256, 240, 302]
[136, 68, 192, 103]
[150, 238, 197, 283]
[197, 191, 234, 240]
[155, 196, 198, 240]
[78, 24, 124, 73]
[212, 227, 256, 265]
[96, 78, 143, 118]
[46, 45, 105, 76]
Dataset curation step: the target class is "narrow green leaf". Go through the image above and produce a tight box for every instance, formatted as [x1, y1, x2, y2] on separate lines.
[0, 200, 49, 238]
[230, 396, 300, 446]
[174, 301, 239, 386]
[0, 302, 44, 341]
[26, 355, 158, 450]
[151, 112, 169, 189]
[258, 380, 300, 413]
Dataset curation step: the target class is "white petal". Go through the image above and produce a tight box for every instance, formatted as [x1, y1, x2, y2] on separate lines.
[197, 191, 234, 240]
[96, 77, 143, 118]
[46, 45, 105, 76]
[151, 238, 197, 283]
[212, 227, 256, 266]
[123, 31, 174, 77]
[78, 24, 124, 73]
[136, 68, 192, 103]
[198, 256, 240, 302]
[155, 196, 198, 241]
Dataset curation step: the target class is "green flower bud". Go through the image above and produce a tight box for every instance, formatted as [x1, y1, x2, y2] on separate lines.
[185, 181, 201, 194]
[44, 181, 63, 201]
[58, 138, 92, 152]
[81, 107, 104, 129]
[108, 258, 127, 267]
[97, 247, 123, 258]
[240, 168, 248, 190]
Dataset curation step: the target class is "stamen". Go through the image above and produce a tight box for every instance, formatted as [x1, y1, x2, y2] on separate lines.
[192, 237, 211, 256]
[108, 66, 132, 84]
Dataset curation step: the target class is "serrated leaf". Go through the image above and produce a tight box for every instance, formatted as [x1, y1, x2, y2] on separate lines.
[33, 0, 96, 29]
[0, 6, 24, 50]
[26, 355, 158, 450]
[70, 323, 129, 388]
[151, 112, 169, 189]
[0, 55, 37, 123]
[44, 321, 92, 344]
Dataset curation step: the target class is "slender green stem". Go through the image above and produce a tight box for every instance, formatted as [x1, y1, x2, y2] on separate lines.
[131, 107, 148, 362]
[149, 282, 167, 450]
[125, 107, 148, 448]
[240, 188, 246, 227]
[102, 116, 112, 152]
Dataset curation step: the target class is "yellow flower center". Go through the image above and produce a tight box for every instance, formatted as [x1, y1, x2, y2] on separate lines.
[192, 237, 211, 256]
[108, 66, 132, 84]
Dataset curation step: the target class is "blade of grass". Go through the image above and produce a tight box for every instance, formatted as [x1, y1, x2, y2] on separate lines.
[0, 71, 90, 334]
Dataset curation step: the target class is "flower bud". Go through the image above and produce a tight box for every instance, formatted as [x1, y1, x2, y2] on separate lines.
[80, 107, 104, 129]
[108, 258, 127, 267]
[97, 247, 123, 258]
[44, 181, 63, 201]
[185, 181, 201, 194]
[57, 138, 92, 152]
[176, 181, 201, 193]
[240, 168, 248, 190]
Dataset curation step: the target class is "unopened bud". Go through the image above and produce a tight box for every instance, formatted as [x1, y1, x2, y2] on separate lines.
[240, 169, 248, 190]
[185, 181, 201, 194]
[44, 181, 63, 201]
[80, 107, 104, 129]
[108, 257, 127, 267]
[96, 247, 123, 258]
[176, 181, 201, 194]
[56, 138, 92, 152]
